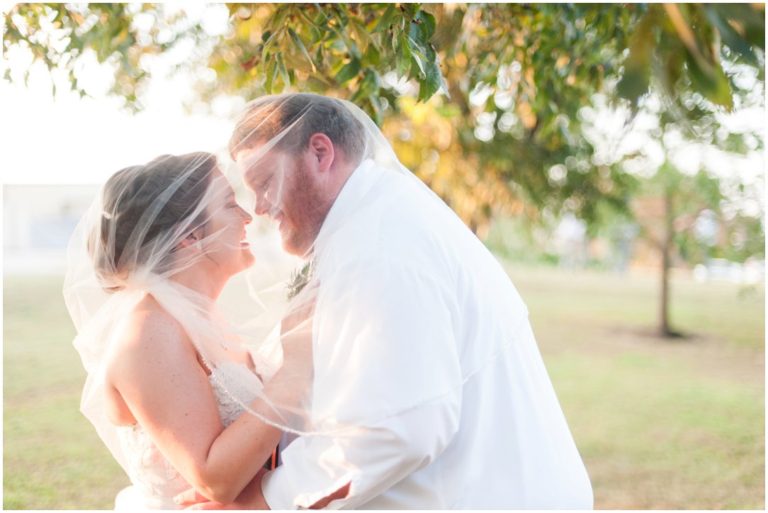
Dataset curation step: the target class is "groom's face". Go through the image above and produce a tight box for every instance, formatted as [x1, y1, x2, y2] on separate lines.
[237, 145, 325, 257]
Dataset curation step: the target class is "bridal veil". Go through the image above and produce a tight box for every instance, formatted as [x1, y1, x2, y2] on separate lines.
[65, 94, 469, 479]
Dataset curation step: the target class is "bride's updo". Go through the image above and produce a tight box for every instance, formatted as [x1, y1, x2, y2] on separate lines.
[91, 152, 217, 291]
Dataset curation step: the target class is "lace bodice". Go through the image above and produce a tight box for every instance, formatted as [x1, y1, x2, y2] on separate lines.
[115, 362, 262, 510]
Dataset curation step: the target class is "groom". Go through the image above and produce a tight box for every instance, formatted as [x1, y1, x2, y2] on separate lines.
[183, 93, 593, 509]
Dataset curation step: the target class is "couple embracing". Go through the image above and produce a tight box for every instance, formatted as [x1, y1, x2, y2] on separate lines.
[65, 93, 593, 510]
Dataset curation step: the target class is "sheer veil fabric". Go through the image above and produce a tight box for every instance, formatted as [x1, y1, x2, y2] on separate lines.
[64, 94, 519, 484]
[228, 94, 525, 425]
[64, 149, 314, 482]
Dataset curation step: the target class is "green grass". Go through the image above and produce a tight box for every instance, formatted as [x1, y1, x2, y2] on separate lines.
[4, 275, 128, 509]
[507, 264, 764, 509]
[4, 267, 765, 509]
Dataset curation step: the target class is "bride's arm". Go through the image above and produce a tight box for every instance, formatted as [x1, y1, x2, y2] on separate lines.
[109, 308, 283, 504]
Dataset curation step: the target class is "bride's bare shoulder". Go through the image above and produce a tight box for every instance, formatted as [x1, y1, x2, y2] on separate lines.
[109, 295, 195, 367]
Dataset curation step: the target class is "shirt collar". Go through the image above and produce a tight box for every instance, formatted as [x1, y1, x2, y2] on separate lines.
[312, 158, 379, 259]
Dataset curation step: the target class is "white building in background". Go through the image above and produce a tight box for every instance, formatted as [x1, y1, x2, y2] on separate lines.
[3, 184, 98, 275]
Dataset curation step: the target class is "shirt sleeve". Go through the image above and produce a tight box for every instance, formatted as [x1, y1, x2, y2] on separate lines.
[262, 258, 463, 509]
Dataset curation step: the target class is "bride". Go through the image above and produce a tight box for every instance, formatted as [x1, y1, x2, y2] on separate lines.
[64, 151, 313, 509]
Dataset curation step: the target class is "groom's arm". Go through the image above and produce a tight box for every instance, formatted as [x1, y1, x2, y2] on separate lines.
[261, 258, 463, 509]
[177, 467, 350, 509]
[261, 396, 460, 509]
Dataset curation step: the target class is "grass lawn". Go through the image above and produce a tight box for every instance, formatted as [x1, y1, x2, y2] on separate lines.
[3, 274, 127, 509]
[507, 265, 764, 509]
[4, 266, 764, 509]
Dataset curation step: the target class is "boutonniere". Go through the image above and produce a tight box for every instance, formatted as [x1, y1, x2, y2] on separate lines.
[287, 259, 314, 300]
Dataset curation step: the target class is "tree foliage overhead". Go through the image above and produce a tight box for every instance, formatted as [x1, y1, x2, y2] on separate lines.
[3, 3, 764, 235]
[617, 4, 765, 113]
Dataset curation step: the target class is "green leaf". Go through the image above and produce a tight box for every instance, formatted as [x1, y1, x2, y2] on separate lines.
[296, 7, 320, 29]
[335, 58, 360, 85]
[418, 51, 443, 102]
[264, 57, 277, 93]
[282, 47, 309, 74]
[408, 18, 427, 50]
[345, 36, 361, 60]
[710, 4, 765, 50]
[351, 68, 379, 102]
[686, 52, 733, 110]
[396, 32, 412, 77]
[410, 48, 426, 79]
[373, 4, 396, 33]
[269, 6, 290, 32]
[276, 53, 290, 89]
[414, 10, 436, 40]
[702, 5, 757, 65]
[261, 29, 279, 62]
[367, 95, 384, 126]
[306, 74, 333, 92]
[659, 49, 683, 97]
[402, 4, 420, 19]
[364, 42, 381, 67]
[288, 27, 316, 71]
[349, 18, 372, 54]
[314, 45, 325, 68]
[616, 8, 656, 106]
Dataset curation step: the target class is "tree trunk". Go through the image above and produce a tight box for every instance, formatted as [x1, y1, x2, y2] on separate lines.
[659, 236, 671, 336]
[659, 182, 677, 337]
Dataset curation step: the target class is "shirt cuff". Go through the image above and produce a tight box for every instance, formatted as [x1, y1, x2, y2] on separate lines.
[262, 465, 356, 510]
[261, 468, 294, 510]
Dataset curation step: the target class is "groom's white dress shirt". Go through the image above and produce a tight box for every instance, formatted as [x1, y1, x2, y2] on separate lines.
[261, 159, 593, 509]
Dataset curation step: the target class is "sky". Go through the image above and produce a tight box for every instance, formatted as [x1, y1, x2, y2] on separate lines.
[1, 2, 240, 185]
[0, 56, 241, 185]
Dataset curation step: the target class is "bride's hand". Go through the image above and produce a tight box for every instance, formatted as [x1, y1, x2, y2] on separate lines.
[176, 468, 270, 510]
[174, 488, 224, 509]
[175, 468, 270, 509]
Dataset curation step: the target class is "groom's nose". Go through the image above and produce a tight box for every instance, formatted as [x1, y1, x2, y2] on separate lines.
[253, 195, 272, 217]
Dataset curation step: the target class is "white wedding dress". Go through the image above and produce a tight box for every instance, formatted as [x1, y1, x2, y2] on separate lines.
[113, 362, 261, 510]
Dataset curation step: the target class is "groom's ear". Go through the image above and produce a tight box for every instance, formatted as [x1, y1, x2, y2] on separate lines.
[307, 133, 335, 173]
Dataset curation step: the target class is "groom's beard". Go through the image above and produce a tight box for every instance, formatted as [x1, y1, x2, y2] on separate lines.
[279, 161, 329, 258]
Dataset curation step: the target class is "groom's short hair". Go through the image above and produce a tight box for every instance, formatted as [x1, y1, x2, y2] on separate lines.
[229, 93, 365, 163]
